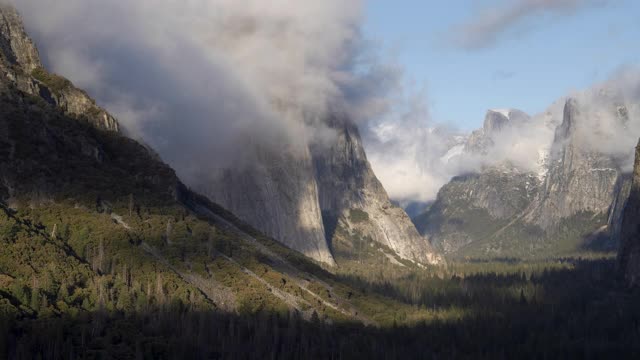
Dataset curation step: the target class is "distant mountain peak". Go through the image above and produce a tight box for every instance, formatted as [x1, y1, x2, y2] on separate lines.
[484, 108, 529, 133]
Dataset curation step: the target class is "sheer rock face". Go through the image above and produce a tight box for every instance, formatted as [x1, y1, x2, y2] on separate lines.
[618, 141, 640, 286]
[0, 5, 118, 132]
[313, 117, 443, 265]
[201, 148, 335, 266]
[0, 5, 41, 72]
[526, 99, 624, 229]
[417, 108, 542, 255]
[0, 5, 440, 266]
[418, 99, 632, 257]
[203, 115, 444, 266]
[608, 175, 632, 245]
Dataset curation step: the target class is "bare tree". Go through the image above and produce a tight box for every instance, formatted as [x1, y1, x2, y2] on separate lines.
[98, 237, 105, 274]
[128, 194, 134, 217]
[50, 223, 57, 240]
[165, 219, 173, 245]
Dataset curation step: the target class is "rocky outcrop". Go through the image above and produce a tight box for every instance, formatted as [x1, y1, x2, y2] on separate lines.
[618, 140, 640, 286]
[607, 175, 632, 245]
[201, 147, 335, 266]
[0, 4, 41, 72]
[465, 109, 530, 153]
[417, 98, 634, 258]
[525, 99, 623, 228]
[0, 5, 118, 132]
[313, 116, 443, 265]
[202, 114, 444, 266]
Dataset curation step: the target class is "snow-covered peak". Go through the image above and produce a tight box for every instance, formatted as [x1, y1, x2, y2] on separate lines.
[441, 144, 465, 163]
[489, 108, 513, 118]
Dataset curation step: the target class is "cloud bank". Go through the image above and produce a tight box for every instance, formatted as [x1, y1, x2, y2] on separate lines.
[364, 66, 640, 205]
[9, 0, 640, 208]
[451, 0, 611, 50]
[569, 67, 640, 171]
[12, 0, 401, 184]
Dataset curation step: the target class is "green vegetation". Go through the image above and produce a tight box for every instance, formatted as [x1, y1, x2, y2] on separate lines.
[348, 208, 369, 223]
[4, 244, 640, 359]
[30, 67, 73, 94]
[2, 70, 639, 358]
[452, 211, 612, 260]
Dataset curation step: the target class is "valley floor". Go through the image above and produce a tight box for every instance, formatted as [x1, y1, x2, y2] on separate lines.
[4, 256, 640, 359]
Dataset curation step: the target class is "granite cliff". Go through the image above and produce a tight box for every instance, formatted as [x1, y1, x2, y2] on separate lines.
[618, 140, 640, 286]
[0, 4, 441, 267]
[0, 4, 118, 132]
[417, 96, 635, 258]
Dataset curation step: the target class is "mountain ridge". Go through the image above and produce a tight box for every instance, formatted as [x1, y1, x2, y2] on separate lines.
[0, 4, 441, 267]
[416, 94, 635, 259]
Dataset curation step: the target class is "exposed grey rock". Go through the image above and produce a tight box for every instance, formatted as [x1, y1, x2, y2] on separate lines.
[607, 175, 632, 246]
[313, 116, 443, 265]
[201, 146, 335, 266]
[0, 5, 118, 132]
[418, 99, 633, 258]
[0, 4, 41, 72]
[526, 98, 623, 229]
[618, 140, 640, 286]
[201, 114, 444, 266]
[465, 109, 530, 153]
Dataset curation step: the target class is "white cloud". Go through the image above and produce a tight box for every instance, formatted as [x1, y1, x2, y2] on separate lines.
[11, 0, 398, 186]
[365, 66, 640, 203]
[9, 0, 639, 207]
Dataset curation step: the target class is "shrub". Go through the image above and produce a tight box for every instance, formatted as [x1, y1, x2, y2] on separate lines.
[349, 209, 369, 223]
[31, 67, 72, 94]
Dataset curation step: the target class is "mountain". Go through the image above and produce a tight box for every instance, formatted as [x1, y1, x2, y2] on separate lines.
[0, 4, 438, 335]
[313, 116, 443, 266]
[199, 145, 335, 265]
[618, 140, 640, 286]
[415, 108, 547, 256]
[0, 6, 118, 132]
[416, 95, 635, 259]
[195, 92, 441, 267]
[464, 109, 530, 153]
[1, 4, 440, 268]
[525, 99, 628, 229]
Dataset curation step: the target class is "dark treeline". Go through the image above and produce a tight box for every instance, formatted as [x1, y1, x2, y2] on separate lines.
[3, 259, 640, 359]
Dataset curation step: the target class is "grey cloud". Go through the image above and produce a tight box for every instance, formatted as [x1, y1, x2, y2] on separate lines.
[450, 0, 610, 50]
[365, 66, 640, 203]
[11, 0, 396, 186]
[9, 0, 637, 207]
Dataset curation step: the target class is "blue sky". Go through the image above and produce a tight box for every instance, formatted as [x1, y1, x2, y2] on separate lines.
[364, 0, 640, 130]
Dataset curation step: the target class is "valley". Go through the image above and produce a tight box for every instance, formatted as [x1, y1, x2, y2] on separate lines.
[1, 2, 640, 359]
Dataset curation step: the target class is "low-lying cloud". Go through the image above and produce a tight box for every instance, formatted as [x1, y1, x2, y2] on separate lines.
[364, 66, 640, 204]
[8, 0, 640, 209]
[12, 0, 395, 184]
[569, 67, 640, 170]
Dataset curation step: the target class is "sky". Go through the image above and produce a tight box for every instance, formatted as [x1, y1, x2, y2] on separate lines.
[364, 0, 640, 130]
